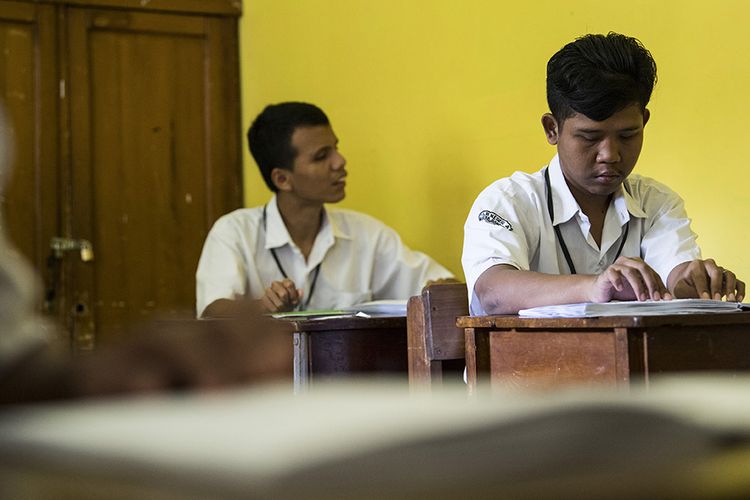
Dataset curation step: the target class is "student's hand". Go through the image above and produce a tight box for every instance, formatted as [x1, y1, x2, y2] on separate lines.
[668, 259, 745, 301]
[589, 256, 672, 303]
[261, 279, 302, 312]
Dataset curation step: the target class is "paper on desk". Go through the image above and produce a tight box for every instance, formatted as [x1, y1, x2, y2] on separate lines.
[270, 301, 407, 319]
[518, 298, 747, 318]
[270, 309, 351, 319]
[341, 299, 407, 316]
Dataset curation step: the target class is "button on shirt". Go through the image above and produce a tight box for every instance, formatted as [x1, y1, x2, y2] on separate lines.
[196, 196, 453, 316]
[462, 155, 701, 316]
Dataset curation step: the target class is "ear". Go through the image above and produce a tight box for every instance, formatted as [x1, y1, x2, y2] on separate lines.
[642, 108, 651, 127]
[270, 168, 293, 192]
[541, 113, 559, 145]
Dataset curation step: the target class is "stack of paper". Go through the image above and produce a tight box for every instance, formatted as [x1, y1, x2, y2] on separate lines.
[270, 309, 351, 320]
[342, 299, 407, 316]
[518, 299, 747, 318]
[270, 300, 408, 320]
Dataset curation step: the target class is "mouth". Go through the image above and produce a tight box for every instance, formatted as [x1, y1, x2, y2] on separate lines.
[593, 171, 622, 184]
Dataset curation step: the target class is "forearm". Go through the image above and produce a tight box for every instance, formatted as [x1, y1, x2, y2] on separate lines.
[475, 265, 596, 314]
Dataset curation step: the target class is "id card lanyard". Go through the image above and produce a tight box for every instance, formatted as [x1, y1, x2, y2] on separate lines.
[544, 167, 628, 275]
[262, 205, 321, 310]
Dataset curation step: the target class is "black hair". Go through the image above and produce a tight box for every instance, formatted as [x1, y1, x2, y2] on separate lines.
[247, 102, 330, 192]
[546, 32, 657, 125]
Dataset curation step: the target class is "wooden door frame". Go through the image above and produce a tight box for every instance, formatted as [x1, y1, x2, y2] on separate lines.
[0, 1, 66, 335]
[63, 5, 242, 350]
[32, 0, 241, 17]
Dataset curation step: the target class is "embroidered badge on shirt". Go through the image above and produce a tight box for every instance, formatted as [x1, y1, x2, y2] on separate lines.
[478, 210, 513, 231]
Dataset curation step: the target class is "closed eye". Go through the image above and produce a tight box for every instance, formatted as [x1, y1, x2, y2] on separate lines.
[313, 148, 331, 161]
[577, 134, 599, 142]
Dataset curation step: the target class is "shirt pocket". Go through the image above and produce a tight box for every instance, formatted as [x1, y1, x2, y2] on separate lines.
[331, 290, 373, 309]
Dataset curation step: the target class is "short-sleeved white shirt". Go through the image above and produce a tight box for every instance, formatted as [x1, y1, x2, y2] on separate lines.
[462, 155, 701, 315]
[196, 196, 453, 316]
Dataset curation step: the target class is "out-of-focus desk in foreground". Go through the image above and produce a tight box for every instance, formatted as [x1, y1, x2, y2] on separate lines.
[3, 378, 750, 499]
[460, 312, 750, 394]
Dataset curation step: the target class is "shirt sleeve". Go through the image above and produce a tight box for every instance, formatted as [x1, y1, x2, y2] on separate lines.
[195, 215, 253, 317]
[461, 181, 539, 315]
[638, 181, 701, 284]
[369, 223, 454, 300]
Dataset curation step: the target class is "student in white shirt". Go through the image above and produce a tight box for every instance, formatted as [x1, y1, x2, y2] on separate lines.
[196, 102, 453, 317]
[462, 33, 744, 316]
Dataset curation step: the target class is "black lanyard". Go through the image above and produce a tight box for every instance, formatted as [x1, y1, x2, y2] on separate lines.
[544, 167, 628, 275]
[262, 205, 321, 310]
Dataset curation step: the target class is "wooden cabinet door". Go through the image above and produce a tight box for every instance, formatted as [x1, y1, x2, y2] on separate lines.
[65, 7, 242, 348]
[0, 1, 61, 324]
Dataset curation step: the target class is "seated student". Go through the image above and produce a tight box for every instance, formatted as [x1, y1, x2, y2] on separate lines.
[196, 102, 453, 317]
[462, 33, 744, 315]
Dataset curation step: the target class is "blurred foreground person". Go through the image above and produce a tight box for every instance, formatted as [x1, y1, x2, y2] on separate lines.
[0, 107, 291, 405]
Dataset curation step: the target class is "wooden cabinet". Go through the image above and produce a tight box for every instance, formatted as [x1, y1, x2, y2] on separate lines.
[0, 0, 243, 349]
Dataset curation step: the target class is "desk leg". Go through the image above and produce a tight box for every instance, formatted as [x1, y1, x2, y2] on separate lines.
[293, 331, 310, 393]
[465, 328, 477, 397]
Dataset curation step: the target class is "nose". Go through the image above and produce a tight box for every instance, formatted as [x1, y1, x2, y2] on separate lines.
[596, 137, 621, 163]
[332, 150, 346, 170]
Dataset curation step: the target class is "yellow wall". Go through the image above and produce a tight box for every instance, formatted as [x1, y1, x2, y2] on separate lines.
[240, 0, 750, 282]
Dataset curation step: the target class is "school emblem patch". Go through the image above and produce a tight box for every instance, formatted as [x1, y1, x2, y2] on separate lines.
[478, 210, 513, 231]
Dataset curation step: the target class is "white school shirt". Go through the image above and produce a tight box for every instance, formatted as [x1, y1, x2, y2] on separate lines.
[196, 196, 453, 316]
[462, 155, 701, 316]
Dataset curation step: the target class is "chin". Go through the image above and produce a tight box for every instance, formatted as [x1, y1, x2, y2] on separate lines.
[587, 181, 623, 196]
[328, 192, 346, 203]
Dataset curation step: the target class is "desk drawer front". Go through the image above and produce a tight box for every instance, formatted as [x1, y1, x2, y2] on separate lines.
[489, 330, 626, 390]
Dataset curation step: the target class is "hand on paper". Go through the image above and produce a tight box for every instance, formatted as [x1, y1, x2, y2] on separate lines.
[668, 259, 745, 302]
[261, 279, 303, 312]
[589, 256, 672, 303]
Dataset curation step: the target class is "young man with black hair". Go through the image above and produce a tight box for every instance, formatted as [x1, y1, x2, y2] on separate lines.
[462, 33, 744, 315]
[197, 102, 453, 317]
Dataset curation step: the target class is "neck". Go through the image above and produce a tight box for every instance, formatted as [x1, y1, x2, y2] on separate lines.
[576, 193, 611, 219]
[564, 180, 612, 219]
[275, 193, 323, 259]
[565, 183, 612, 248]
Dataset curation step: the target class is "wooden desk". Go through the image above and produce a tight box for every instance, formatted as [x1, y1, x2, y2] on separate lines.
[459, 313, 750, 394]
[284, 315, 408, 392]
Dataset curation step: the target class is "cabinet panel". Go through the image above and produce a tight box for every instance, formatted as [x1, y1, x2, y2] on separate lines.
[0, 1, 59, 283]
[67, 7, 242, 345]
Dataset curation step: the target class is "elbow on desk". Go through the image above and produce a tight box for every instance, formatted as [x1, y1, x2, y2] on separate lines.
[475, 285, 520, 315]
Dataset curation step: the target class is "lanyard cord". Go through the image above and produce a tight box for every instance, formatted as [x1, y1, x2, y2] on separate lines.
[544, 167, 629, 275]
[262, 205, 321, 310]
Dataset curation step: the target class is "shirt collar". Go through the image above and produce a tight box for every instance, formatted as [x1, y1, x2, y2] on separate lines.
[620, 180, 648, 219]
[263, 195, 351, 251]
[263, 195, 292, 250]
[547, 155, 580, 225]
[327, 208, 352, 240]
[548, 155, 646, 225]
